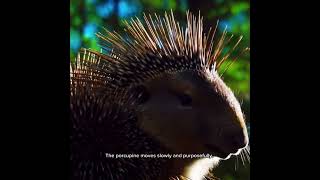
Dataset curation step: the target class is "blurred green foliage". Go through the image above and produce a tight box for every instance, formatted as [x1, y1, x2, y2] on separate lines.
[70, 0, 250, 179]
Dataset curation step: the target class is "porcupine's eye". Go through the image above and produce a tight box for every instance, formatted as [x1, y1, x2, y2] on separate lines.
[176, 93, 192, 107]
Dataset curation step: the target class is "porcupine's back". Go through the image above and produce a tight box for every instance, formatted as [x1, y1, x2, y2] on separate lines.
[70, 53, 175, 180]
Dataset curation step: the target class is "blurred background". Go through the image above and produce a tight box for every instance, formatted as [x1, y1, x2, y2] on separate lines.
[70, 0, 250, 179]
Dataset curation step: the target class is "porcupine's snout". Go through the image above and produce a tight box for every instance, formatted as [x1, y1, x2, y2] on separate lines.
[199, 72, 249, 159]
[202, 112, 248, 159]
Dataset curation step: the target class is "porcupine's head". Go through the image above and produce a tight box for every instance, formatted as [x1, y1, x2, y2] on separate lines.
[77, 10, 249, 178]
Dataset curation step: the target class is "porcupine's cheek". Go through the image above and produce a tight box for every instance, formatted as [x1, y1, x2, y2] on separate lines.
[193, 111, 222, 148]
[137, 109, 204, 153]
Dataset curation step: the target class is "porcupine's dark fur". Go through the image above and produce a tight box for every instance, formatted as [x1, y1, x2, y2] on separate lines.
[70, 10, 249, 180]
[70, 58, 175, 179]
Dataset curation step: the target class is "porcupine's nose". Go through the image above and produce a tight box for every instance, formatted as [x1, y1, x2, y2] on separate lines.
[228, 129, 248, 153]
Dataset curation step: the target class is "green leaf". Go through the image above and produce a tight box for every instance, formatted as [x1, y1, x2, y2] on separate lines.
[231, 2, 249, 14]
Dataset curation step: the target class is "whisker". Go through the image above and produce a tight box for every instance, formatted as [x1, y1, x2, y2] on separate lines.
[240, 151, 245, 166]
[244, 150, 248, 164]
[244, 147, 250, 163]
[235, 155, 238, 171]
[246, 145, 250, 154]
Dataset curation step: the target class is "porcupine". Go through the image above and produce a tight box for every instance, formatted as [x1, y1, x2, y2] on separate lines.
[70, 11, 250, 180]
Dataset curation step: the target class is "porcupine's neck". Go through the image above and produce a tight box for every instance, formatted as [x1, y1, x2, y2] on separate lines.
[182, 158, 220, 180]
[160, 157, 220, 180]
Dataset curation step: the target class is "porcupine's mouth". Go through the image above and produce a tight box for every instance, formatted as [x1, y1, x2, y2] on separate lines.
[204, 144, 233, 160]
